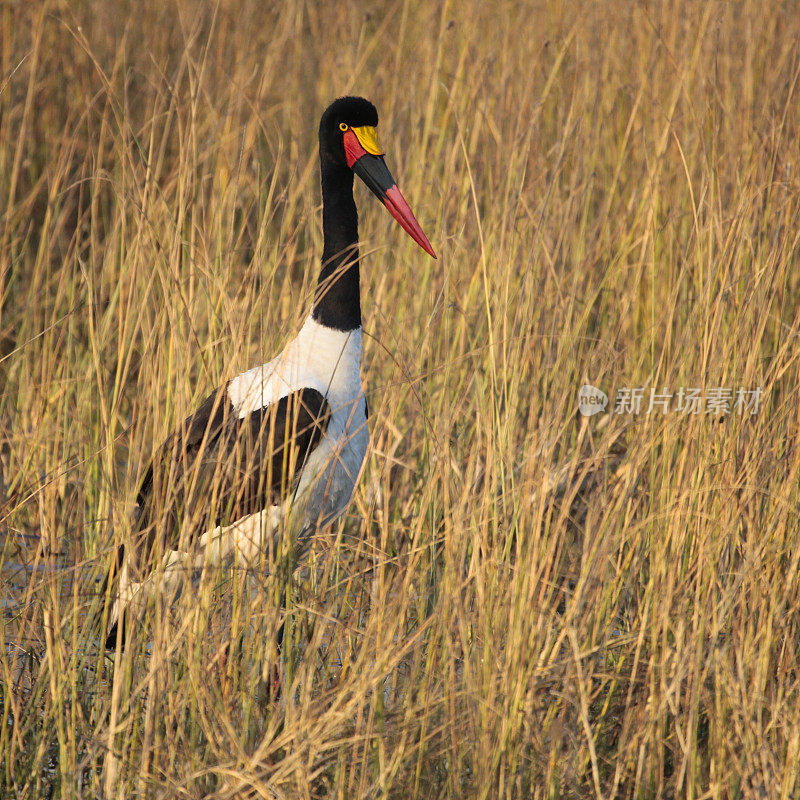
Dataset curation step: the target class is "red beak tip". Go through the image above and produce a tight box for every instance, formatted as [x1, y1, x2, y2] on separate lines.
[382, 184, 437, 259]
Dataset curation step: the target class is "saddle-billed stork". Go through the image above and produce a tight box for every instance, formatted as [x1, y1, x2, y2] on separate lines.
[103, 96, 436, 649]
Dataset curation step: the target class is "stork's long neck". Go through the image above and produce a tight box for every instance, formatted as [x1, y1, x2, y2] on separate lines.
[312, 160, 361, 332]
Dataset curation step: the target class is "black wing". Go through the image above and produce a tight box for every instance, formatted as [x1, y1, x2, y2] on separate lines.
[114, 386, 330, 579]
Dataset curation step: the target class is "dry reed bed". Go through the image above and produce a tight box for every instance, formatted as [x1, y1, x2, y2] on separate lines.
[1, 0, 799, 797]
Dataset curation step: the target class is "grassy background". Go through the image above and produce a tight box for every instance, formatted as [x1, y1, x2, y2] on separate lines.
[2, 0, 800, 797]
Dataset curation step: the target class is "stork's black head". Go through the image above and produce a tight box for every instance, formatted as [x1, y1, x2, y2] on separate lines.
[318, 96, 436, 258]
[319, 96, 379, 167]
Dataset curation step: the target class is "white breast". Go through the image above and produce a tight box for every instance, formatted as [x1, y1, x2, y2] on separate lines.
[227, 315, 369, 530]
[228, 316, 364, 416]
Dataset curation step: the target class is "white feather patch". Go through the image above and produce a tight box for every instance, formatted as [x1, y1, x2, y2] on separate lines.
[228, 317, 363, 417]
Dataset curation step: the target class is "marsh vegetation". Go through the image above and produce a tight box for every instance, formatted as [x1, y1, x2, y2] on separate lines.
[1, 1, 799, 797]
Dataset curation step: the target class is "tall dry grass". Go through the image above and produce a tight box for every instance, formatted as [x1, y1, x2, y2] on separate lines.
[2, 0, 800, 797]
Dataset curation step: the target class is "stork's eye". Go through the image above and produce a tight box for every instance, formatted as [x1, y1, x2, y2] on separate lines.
[339, 122, 349, 132]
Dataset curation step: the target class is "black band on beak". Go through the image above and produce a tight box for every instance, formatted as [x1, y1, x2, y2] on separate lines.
[351, 154, 437, 258]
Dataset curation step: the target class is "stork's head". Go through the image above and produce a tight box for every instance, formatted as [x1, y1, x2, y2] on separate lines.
[319, 96, 436, 258]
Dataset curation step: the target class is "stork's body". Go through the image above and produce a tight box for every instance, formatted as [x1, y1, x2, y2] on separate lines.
[104, 97, 435, 649]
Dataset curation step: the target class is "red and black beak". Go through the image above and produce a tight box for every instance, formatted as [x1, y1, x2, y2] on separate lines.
[343, 127, 436, 258]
